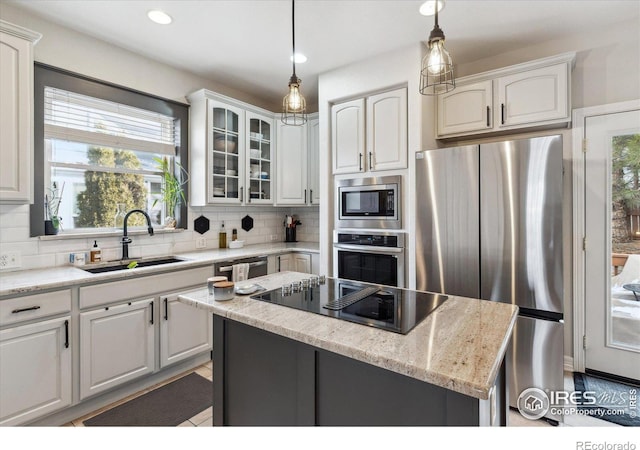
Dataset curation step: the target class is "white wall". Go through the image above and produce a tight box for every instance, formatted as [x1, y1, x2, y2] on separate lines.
[0, 4, 318, 272]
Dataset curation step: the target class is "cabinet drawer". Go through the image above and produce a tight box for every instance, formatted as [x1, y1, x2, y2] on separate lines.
[0, 290, 71, 327]
[79, 266, 212, 309]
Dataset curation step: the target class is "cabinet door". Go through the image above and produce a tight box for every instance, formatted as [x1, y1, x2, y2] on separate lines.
[276, 120, 308, 205]
[307, 116, 320, 205]
[0, 28, 35, 203]
[332, 98, 365, 174]
[497, 63, 569, 127]
[208, 100, 244, 204]
[437, 80, 493, 137]
[159, 294, 212, 368]
[246, 111, 273, 204]
[366, 88, 407, 171]
[293, 253, 311, 274]
[80, 298, 155, 400]
[0, 316, 71, 426]
[278, 254, 292, 272]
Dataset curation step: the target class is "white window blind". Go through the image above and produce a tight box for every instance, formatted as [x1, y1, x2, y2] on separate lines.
[44, 87, 177, 155]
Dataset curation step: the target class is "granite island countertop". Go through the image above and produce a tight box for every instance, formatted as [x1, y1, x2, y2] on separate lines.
[0, 242, 319, 297]
[178, 271, 518, 400]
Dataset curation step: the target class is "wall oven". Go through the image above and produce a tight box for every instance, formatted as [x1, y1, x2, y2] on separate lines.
[336, 176, 401, 229]
[333, 230, 405, 288]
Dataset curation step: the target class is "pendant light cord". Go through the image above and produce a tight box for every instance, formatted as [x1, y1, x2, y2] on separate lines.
[291, 0, 297, 77]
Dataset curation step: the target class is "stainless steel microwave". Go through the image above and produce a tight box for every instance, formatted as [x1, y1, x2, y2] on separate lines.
[336, 176, 401, 229]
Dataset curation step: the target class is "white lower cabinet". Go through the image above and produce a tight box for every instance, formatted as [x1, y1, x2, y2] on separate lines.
[79, 298, 155, 400]
[0, 316, 71, 426]
[278, 252, 311, 273]
[159, 293, 212, 368]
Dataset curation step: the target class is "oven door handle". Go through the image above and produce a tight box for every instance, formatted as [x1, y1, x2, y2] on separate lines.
[333, 243, 404, 254]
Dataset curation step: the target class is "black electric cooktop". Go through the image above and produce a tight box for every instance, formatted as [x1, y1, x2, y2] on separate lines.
[250, 278, 447, 334]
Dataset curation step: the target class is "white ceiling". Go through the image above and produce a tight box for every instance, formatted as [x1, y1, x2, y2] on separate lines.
[6, 0, 640, 109]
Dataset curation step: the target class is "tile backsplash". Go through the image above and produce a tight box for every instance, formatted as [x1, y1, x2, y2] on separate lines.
[0, 204, 319, 271]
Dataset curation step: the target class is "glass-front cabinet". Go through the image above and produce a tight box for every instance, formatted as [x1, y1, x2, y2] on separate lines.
[246, 112, 273, 204]
[208, 101, 244, 204]
[187, 89, 276, 206]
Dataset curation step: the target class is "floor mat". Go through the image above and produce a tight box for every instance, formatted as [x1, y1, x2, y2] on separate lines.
[572, 372, 639, 426]
[83, 372, 212, 426]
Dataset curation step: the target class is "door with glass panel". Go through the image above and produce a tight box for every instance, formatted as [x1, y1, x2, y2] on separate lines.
[584, 108, 640, 381]
[245, 112, 273, 204]
[208, 100, 243, 204]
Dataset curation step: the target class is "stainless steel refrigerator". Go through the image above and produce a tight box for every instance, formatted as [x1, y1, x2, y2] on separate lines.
[415, 135, 564, 423]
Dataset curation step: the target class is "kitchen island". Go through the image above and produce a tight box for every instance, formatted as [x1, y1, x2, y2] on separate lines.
[178, 271, 518, 426]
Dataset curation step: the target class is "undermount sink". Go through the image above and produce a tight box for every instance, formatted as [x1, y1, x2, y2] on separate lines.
[82, 257, 186, 274]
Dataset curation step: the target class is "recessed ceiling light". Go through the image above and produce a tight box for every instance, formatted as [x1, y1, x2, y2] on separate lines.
[147, 10, 172, 25]
[290, 53, 307, 64]
[419, 0, 444, 16]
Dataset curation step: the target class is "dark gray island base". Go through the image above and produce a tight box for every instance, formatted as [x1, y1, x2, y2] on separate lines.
[213, 315, 507, 426]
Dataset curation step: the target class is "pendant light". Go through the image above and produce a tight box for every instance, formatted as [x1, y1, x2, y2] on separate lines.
[419, 1, 455, 95]
[281, 0, 307, 125]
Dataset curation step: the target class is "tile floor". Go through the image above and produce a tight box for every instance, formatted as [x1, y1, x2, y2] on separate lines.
[65, 365, 620, 427]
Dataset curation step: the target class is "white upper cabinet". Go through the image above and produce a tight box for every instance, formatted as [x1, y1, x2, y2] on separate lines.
[435, 53, 575, 139]
[332, 87, 407, 174]
[497, 63, 568, 127]
[276, 119, 308, 205]
[275, 112, 319, 206]
[0, 21, 41, 204]
[246, 111, 274, 204]
[332, 98, 365, 174]
[307, 115, 320, 205]
[366, 88, 408, 172]
[188, 89, 274, 206]
[437, 80, 493, 136]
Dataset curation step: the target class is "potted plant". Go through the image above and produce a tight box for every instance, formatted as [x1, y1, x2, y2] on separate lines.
[45, 181, 65, 235]
[153, 157, 188, 228]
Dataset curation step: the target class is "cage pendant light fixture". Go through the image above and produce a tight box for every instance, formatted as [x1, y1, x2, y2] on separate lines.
[281, 0, 307, 125]
[419, 3, 455, 95]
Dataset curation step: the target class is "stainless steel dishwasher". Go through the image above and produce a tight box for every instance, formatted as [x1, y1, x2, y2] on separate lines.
[213, 255, 268, 279]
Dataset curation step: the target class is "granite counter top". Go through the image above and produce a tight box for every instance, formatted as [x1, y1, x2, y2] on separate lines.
[0, 242, 319, 297]
[178, 271, 518, 400]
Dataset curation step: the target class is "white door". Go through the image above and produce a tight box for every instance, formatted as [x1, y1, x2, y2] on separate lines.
[332, 98, 365, 174]
[436, 80, 493, 137]
[366, 88, 408, 171]
[160, 294, 212, 368]
[584, 107, 640, 381]
[0, 316, 71, 426]
[80, 298, 155, 399]
[276, 120, 307, 205]
[307, 116, 320, 205]
[293, 253, 311, 273]
[278, 254, 292, 272]
[497, 63, 569, 128]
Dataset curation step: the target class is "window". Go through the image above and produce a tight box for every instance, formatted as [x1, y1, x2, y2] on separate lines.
[31, 64, 189, 236]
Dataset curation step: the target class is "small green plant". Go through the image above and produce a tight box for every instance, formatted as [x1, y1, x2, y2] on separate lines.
[127, 261, 138, 269]
[152, 157, 188, 219]
[45, 181, 65, 230]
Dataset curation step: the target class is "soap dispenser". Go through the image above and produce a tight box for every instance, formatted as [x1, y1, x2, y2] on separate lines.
[90, 240, 102, 262]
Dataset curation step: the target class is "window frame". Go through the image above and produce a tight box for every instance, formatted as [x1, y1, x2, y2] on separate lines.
[31, 63, 189, 237]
